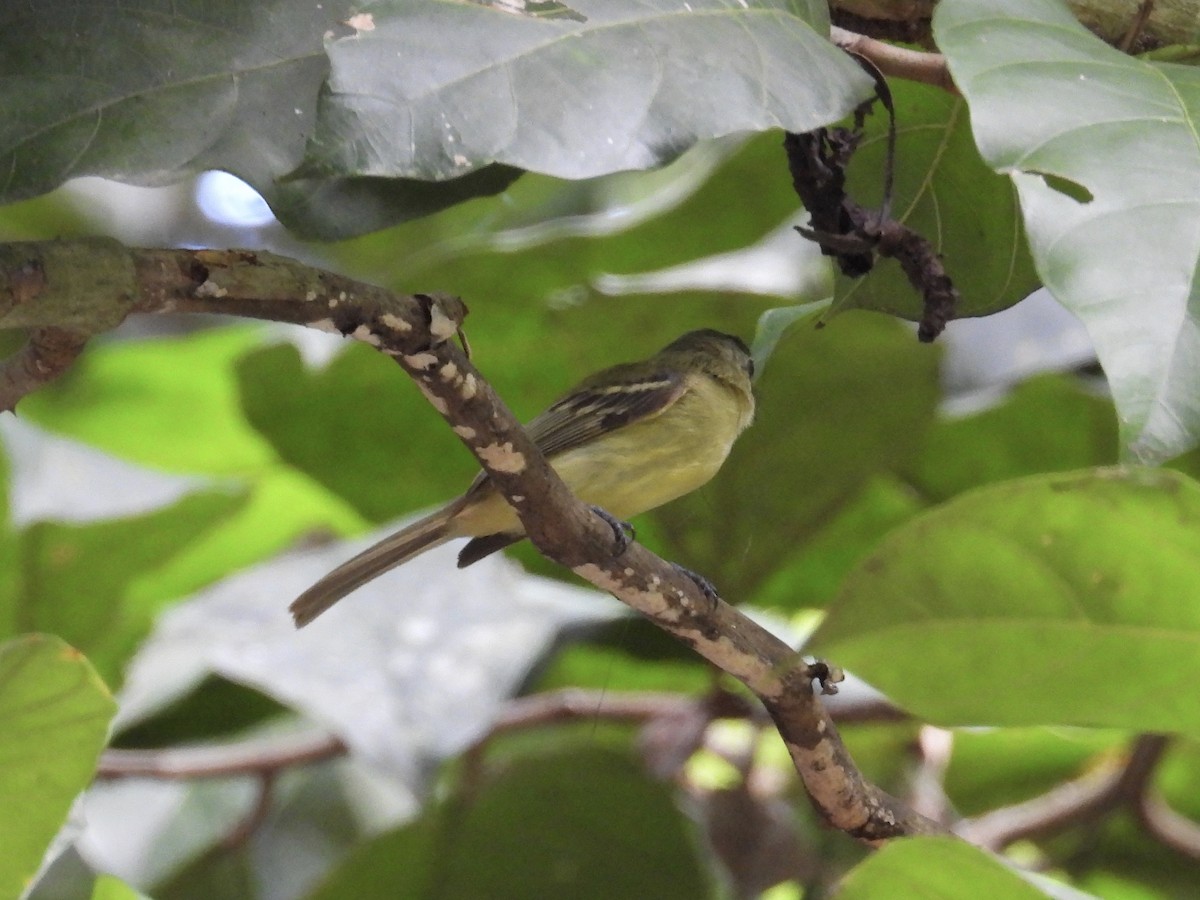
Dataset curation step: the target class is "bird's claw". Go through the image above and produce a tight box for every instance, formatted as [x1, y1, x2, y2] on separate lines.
[672, 563, 721, 610]
[590, 506, 634, 556]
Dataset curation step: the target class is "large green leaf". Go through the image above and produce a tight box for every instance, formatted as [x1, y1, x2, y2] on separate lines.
[0, 635, 115, 900]
[330, 131, 827, 310]
[375, 135, 813, 336]
[944, 727, 1126, 816]
[907, 374, 1119, 502]
[236, 342, 477, 524]
[810, 468, 1200, 735]
[303, 0, 873, 181]
[16, 327, 367, 591]
[0, 0, 870, 239]
[752, 474, 926, 612]
[307, 745, 717, 900]
[935, 0, 1200, 462]
[0, 0, 518, 239]
[532, 616, 713, 695]
[832, 78, 1039, 321]
[834, 837, 1046, 899]
[19, 328, 274, 475]
[4, 490, 248, 687]
[652, 312, 941, 602]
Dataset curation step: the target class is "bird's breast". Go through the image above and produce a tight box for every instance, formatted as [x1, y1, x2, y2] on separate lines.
[549, 375, 747, 520]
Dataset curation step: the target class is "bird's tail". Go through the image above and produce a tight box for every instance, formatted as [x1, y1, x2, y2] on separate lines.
[290, 505, 457, 627]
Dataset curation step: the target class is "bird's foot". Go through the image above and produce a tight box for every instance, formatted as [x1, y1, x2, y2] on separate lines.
[590, 506, 635, 556]
[672, 563, 721, 610]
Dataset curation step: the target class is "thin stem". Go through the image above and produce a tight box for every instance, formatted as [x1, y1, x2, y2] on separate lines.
[958, 734, 1171, 851]
[97, 732, 347, 780]
[830, 27, 957, 95]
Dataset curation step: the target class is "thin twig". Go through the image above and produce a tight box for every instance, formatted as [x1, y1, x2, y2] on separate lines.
[221, 772, 277, 851]
[95, 688, 903, 783]
[97, 731, 347, 779]
[1119, 0, 1156, 53]
[958, 734, 1171, 851]
[910, 726, 954, 825]
[485, 687, 757, 739]
[1137, 793, 1200, 861]
[830, 27, 957, 95]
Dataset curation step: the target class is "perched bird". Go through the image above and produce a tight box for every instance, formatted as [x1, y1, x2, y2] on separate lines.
[291, 329, 756, 627]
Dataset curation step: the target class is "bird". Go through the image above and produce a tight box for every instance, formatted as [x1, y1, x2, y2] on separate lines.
[290, 329, 756, 627]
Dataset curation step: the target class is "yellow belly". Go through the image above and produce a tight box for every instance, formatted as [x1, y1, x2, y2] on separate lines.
[450, 374, 748, 537]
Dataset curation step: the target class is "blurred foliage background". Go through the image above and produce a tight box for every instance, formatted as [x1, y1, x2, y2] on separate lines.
[3, 1, 1200, 899]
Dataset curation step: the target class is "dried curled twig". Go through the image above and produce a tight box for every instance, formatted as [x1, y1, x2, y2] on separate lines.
[784, 67, 960, 341]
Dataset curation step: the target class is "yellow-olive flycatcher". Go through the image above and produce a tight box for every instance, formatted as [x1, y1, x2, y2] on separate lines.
[291, 329, 755, 627]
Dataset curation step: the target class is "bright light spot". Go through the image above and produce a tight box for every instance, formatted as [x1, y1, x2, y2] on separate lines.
[195, 171, 276, 228]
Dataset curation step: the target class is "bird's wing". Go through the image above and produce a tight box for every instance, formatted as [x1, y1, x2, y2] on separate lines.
[525, 363, 689, 459]
[455, 363, 689, 506]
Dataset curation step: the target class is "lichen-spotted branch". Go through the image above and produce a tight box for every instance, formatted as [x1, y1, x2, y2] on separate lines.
[0, 238, 940, 842]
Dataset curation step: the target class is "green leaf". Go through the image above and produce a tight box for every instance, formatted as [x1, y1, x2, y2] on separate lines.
[136, 464, 365, 599]
[834, 836, 1046, 899]
[13, 325, 367, 586]
[811, 468, 1200, 735]
[19, 328, 274, 475]
[652, 312, 941, 600]
[308, 745, 717, 900]
[533, 617, 713, 694]
[153, 843, 257, 900]
[275, 167, 524, 240]
[0, 634, 115, 900]
[382, 133, 815, 330]
[0, 0, 519, 239]
[113, 676, 287, 748]
[754, 475, 926, 612]
[303, 0, 872, 181]
[935, 0, 1200, 462]
[91, 874, 154, 900]
[236, 342, 476, 523]
[908, 374, 1119, 502]
[0, 0, 872, 238]
[0, 426, 10, 522]
[944, 727, 1126, 816]
[4, 489, 247, 687]
[319, 136, 735, 285]
[1157, 739, 1200, 821]
[751, 302, 830, 374]
[831, 78, 1040, 322]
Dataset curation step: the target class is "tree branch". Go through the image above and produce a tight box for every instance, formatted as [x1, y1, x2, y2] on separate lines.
[386, 320, 939, 841]
[1, 241, 454, 408]
[957, 734, 1178, 852]
[1136, 792, 1200, 861]
[95, 688, 906, 782]
[830, 26, 956, 95]
[0, 326, 89, 412]
[3, 238, 939, 841]
[97, 731, 347, 780]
